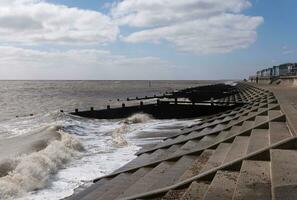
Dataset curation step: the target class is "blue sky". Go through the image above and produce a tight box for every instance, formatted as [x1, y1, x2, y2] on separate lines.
[0, 0, 295, 80]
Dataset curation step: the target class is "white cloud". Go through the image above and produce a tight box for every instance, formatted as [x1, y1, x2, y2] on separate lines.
[112, 0, 263, 54]
[111, 0, 251, 27]
[0, 0, 118, 44]
[0, 46, 175, 79]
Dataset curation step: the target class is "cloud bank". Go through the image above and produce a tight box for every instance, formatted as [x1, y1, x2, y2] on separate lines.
[0, 0, 264, 79]
[0, 0, 118, 44]
[112, 0, 263, 54]
[0, 46, 174, 80]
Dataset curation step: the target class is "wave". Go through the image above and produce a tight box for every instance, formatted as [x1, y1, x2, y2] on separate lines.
[111, 114, 152, 146]
[0, 126, 83, 200]
[122, 113, 152, 124]
[112, 124, 128, 146]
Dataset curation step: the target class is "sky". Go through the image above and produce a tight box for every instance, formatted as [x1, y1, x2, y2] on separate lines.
[0, 0, 295, 80]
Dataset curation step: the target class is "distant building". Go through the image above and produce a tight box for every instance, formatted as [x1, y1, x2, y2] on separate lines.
[250, 63, 297, 82]
[256, 71, 261, 77]
[272, 66, 279, 77]
[262, 68, 272, 77]
[274, 63, 297, 76]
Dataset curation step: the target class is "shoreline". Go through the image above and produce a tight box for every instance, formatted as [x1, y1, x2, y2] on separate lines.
[68, 82, 297, 200]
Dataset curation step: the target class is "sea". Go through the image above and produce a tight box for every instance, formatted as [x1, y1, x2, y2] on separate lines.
[0, 80, 213, 200]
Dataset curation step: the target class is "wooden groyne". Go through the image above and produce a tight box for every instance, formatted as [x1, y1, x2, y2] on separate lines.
[67, 82, 297, 200]
[71, 83, 244, 119]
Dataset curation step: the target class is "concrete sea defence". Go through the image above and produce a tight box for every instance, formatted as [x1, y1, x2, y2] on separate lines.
[67, 82, 297, 200]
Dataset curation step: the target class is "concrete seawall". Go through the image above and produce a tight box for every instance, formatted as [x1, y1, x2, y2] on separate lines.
[251, 75, 297, 86]
[67, 83, 297, 200]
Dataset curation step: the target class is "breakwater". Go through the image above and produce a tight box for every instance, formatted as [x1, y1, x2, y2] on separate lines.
[71, 83, 243, 119]
[66, 82, 297, 200]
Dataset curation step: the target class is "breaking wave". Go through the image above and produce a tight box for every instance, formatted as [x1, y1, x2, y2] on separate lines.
[122, 113, 152, 124]
[112, 114, 152, 146]
[112, 124, 128, 146]
[0, 126, 83, 200]
[0, 111, 197, 200]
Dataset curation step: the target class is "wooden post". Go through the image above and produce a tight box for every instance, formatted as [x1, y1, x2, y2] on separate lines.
[211, 98, 214, 106]
[75, 109, 78, 113]
[175, 97, 178, 105]
[107, 105, 110, 109]
[157, 99, 160, 105]
[90, 107, 94, 111]
[122, 103, 125, 108]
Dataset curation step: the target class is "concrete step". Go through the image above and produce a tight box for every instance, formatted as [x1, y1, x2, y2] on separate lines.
[236, 115, 247, 122]
[232, 160, 271, 200]
[271, 149, 297, 200]
[153, 135, 186, 150]
[116, 148, 170, 172]
[222, 116, 233, 122]
[226, 125, 242, 137]
[254, 115, 268, 126]
[180, 181, 210, 200]
[257, 107, 268, 114]
[215, 130, 229, 141]
[211, 124, 226, 132]
[169, 135, 185, 143]
[118, 161, 174, 198]
[69, 178, 110, 200]
[148, 155, 196, 191]
[246, 129, 269, 154]
[223, 136, 249, 164]
[226, 119, 239, 127]
[172, 135, 216, 156]
[114, 153, 151, 172]
[268, 103, 279, 109]
[239, 120, 254, 132]
[269, 122, 292, 145]
[78, 173, 129, 200]
[245, 111, 258, 118]
[186, 128, 213, 139]
[268, 110, 282, 120]
[201, 143, 231, 172]
[98, 167, 151, 200]
[212, 119, 223, 124]
[203, 170, 240, 200]
[179, 149, 215, 181]
[144, 144, 184, 162]
[161, 189, 187, 200]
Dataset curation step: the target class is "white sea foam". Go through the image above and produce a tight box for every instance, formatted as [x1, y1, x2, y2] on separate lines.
[122, 113, 152, 124]
[0, 129, 83, 200]
[0, 112, 200, 200]
[112, 114, 152, 146]
[112, 124, 128, 146]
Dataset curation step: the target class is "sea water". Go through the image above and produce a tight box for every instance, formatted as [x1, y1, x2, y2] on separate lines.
[0, 80, 207, 199]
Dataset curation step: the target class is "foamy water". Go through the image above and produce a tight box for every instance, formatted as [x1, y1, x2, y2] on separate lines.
[0, 80, 206, 199]
[0, 112, 199, 200]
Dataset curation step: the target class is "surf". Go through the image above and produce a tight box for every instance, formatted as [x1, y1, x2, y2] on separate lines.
[0, 126, 83, 199]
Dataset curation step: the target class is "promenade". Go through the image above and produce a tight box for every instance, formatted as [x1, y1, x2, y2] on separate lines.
[68, 83, 297, 200]
[260, 84, 297, 135]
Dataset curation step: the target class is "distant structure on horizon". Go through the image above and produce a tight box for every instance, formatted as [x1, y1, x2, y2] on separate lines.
[249, 63, 297, 84]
